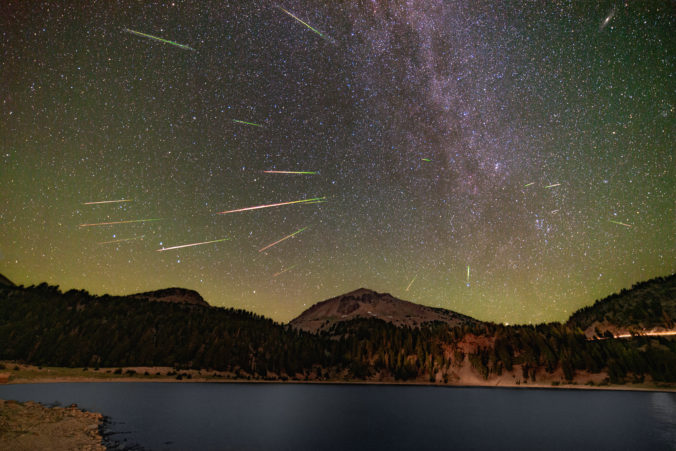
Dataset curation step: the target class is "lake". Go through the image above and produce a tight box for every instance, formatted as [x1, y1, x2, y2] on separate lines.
[1, 383, 674, 450]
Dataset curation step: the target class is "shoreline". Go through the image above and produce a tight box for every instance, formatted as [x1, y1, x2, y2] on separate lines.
[2, 363, 674, 393]
[4, 375, 675, 393]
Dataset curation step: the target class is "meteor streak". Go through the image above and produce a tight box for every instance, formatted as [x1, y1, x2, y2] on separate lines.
[524, 182, 535, 187]
[123, 28, 195, 51]
[405, 275, 417, 291]
[217, 197, 326, 214]
[98, 235, 144, 245]
[466, 265, 470, 286]
[277, 6, 331, 41]
[79, 218, 162, 227]
[608, 220, 632, 228]
[233, 119, 263, 127]
[259, 227, 308, 252]
[421, 158, 431, 162]
[263, 170, 317, 175]
[84, 199, 133, 205]
[157, 238, 230, 252]
[545, 183, 560, 189]
[273, 265, 296, 277]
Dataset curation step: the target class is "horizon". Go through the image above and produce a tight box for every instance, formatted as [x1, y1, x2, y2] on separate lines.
[1, 2, 673, 325]
[2, 270, 674, 326]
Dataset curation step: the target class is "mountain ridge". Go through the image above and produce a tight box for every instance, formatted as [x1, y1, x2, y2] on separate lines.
[289, 287, 481, 333]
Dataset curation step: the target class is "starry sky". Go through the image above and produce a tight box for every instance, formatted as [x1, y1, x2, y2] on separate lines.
[1, 1, 673, 324]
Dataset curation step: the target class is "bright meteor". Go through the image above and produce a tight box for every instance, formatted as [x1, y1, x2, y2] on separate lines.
[524, 182, 535, 187]
[98, 235, 144, 245]
[123, 28, 195, 51]
[277, 6, 332, 41]
[545, 183, 561, 189]
[608, 220, 632, 228]
[405, 275, 417, 291]
[273, 265, 296, 278]
[84, 199, 133, 205]
[157, 238, 230, 252]
[217, 197, 326, 215]
[259, 227, 308, 252]
[233, 119, 263, 127]
[263, 170, 317, 175]
[79, 218, 162, 227]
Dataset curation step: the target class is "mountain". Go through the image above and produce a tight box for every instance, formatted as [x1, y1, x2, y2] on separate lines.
[0, 273, 14, 287]
[289, 288, 481, 333]
[129, 287, 210, 307]
[567, 274, 676, 338]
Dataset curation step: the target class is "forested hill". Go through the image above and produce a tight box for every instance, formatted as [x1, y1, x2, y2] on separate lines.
[0, 282, 327, 374]
[567, 274, 676, 338]
[1, 275, 675, 386]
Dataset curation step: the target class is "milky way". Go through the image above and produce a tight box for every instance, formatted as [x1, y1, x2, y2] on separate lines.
[1, 1, 673, 323]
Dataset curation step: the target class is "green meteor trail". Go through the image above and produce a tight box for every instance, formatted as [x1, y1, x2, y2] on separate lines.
[123, 28, 195, 51]
[277, 6, 332, 41]
[233, 119, 263, 127]
[524, 182, 535, 187]
[545, 183, 561, 189]
[421, 158, 431, 162]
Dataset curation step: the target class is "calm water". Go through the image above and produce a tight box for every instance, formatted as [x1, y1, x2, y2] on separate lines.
[0, 383, 674, 450]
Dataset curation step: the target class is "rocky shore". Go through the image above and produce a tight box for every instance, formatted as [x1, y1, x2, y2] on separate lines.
[0, 399, 105, 450]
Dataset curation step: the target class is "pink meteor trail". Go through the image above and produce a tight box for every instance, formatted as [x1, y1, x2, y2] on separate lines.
[157, 238, 230, 252]
[84, 199, 132, 205]
[79, 218, 161, 227]
[259, 227, 307, 252]
[608, 220, 632, 228]
[216, 197, 325, 215]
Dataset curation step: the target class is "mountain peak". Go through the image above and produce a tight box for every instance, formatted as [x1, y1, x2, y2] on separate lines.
[129, 287, 210, 307]
[290, 288, 479, 333]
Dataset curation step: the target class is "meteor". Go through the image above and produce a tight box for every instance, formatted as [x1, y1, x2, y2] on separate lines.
[263, 170, 317, 175]
[123, 28, 195, 51]
[217, 197, 326, 214]
[84, 199, 133, 205]
[523, 182, 535, 187]
[405, 275, 417, 292]
[233, 119, 263, 127]
[99, 235, 144, 245]
[277, 6, 331, 41]
[79, 218, 162, 227]
[273, 265, 296, 278]
[421, 158, 431, 162]
[545, 183, 560, 189]
[157, 238, 230, 252]
[259, 227, 308, 252]
[466, 265, 470, 286]
[608, 220, 632, 228]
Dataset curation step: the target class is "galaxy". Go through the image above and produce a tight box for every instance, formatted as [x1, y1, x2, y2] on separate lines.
[1, 1, 673, 324]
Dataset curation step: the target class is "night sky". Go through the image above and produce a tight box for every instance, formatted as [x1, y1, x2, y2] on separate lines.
[1, 1, 673, 324]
